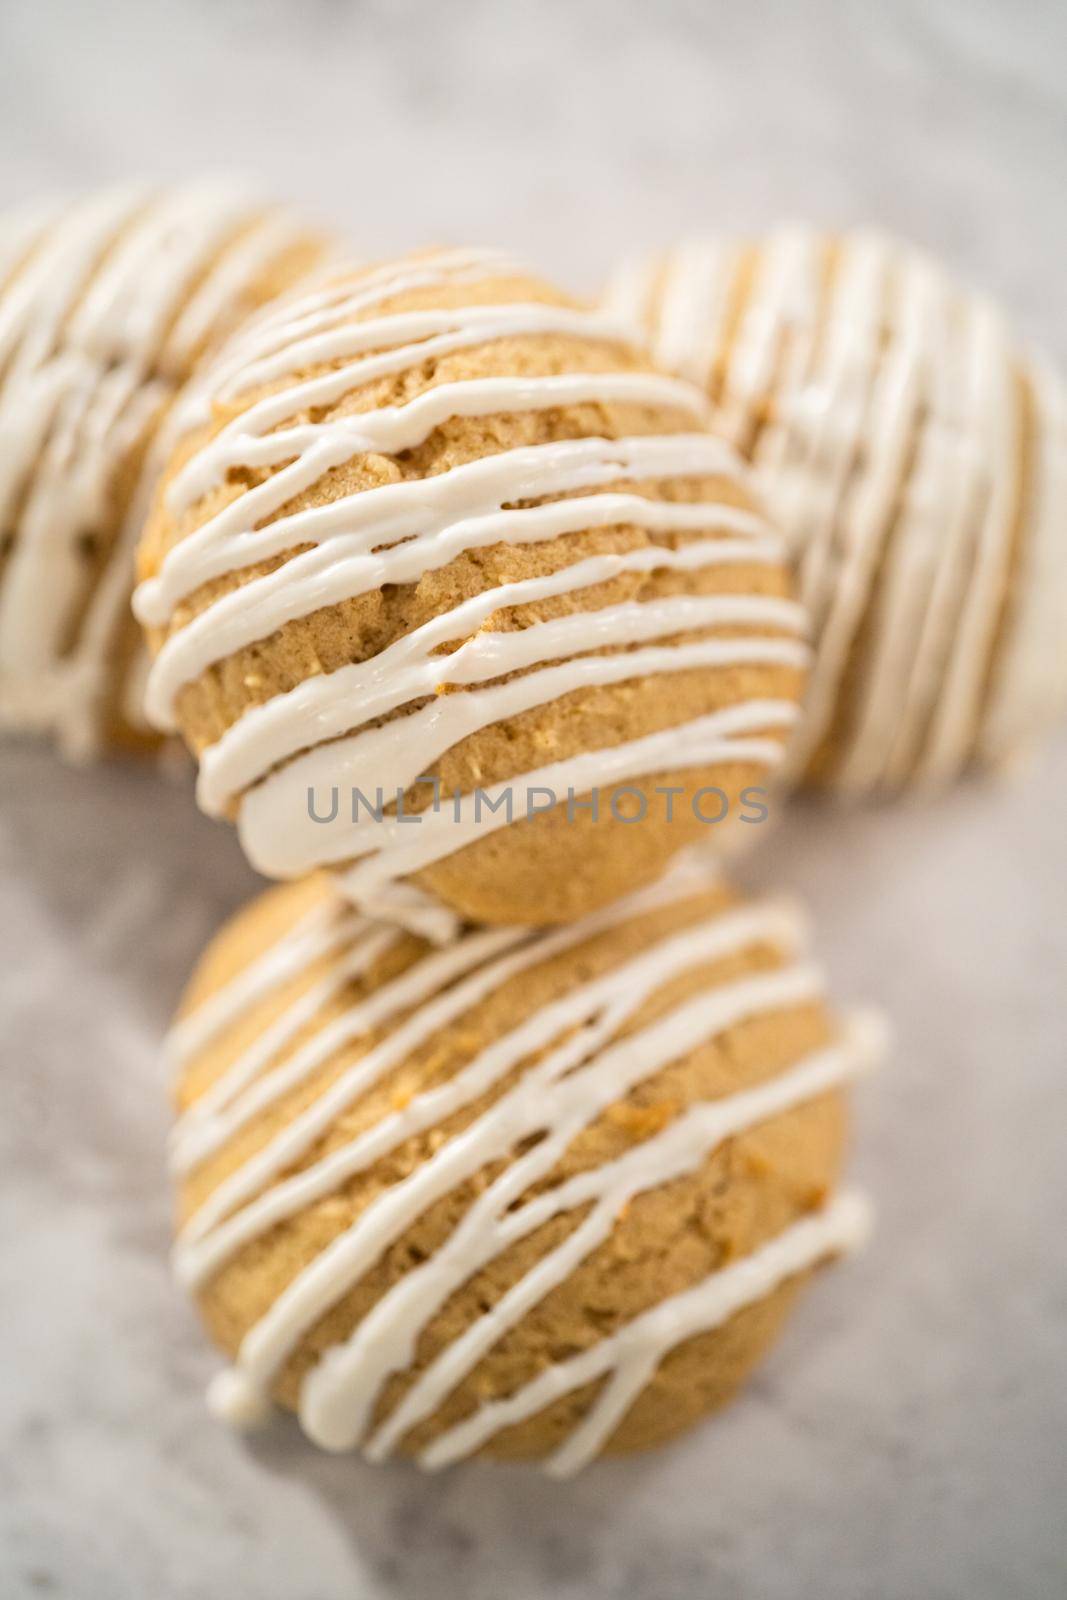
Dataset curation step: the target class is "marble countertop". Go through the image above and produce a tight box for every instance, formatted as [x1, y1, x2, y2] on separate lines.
[1, 1, 1065, 1596]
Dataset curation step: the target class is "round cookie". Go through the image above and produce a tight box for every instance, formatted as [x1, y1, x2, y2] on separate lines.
[606, 227, 1067, 793]
[135, 248, 808, 934]
[168, 859, 882, 1474]
[0, 182, 327, 759]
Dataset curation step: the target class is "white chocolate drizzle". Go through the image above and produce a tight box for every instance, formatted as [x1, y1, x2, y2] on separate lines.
[172, 860, 884, 1473]
[978, 359, 1067, 765]
[167, 896, 366, 1074]
[606, 226, 1064, 788]
[419, 1188, 873, 1476]
[0, 182, 321, 757]
[135, 250, 803, 917]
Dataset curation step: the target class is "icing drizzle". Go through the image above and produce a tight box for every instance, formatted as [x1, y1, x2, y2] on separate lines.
[135, 249, 804, 923]
[606, 227, 1065, 788]
[0, 182, 320, 756]
[171, 859, 884, 1473]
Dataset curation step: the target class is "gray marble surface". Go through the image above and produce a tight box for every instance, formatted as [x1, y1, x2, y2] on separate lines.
[1, 1, 1065, 1596]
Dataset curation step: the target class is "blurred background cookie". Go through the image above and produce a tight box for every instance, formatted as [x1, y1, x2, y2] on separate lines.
[606, 228, 1067, 794]
[0, 182, 327, 759]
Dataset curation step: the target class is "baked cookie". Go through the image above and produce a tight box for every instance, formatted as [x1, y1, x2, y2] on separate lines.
[606, 228, 1067, 792]
[168, 858, 883, 1474]
[135, 249, 808, 934]
[0, 182, 326, 758]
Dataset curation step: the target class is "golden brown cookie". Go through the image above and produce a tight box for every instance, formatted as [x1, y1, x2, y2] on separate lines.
[168, 859, 882, 1473]
[0, 182, 328, 759]
[606, 228, 1067, 793]
[135, 248, 807, 931]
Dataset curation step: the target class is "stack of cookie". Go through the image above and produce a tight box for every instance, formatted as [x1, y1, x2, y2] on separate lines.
[136, 247, 881, 1469]
[4, 216, 1064, 1473]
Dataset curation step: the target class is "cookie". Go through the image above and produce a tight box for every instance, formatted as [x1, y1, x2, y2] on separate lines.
[168, 858, 883, 1473]
[606, 228, 1067, 792]
[135, 249, 808, 933]
[0, 182, 327, 758]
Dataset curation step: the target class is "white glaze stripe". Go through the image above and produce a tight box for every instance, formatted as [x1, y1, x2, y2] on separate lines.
[205, 950, 822, 1410]
[421, 1190, 873, 1475]
[137, 427, 753, 631]
[175, 923, 532, 1255]
[767, 233, 883, 620]
[177, 885, 767, 1284]
[196, 531, 789, 814]
[176, 860, 883, 1472]
[622, 225, 1043, 788]
[237, 630, 804, 883]
[169, 854, 720, 1177]
[139, 436, 766, 721]
[783, 240, 929, 777]
[749, 234, 823, 490]
[170, 924, 402, 1168]
[600, 252, 660, 337]
[0, 183, 321, 755]
[714, 228, 817, 454]
[165, 368, 708, 533]
[0, 189, 149, 704]
[136, 256, 796, 907]
[319, 700, 798, 909]
[916, 300, 1019, 785]
[167, 898, 364, 1072]
[0, 200, 62, 293]
[200, 248, 519, 405]
[653, 241, 740, 388]
[979, 360, 1067, 763]
[163, 211, 308, 370]
[316, 1010, 885, 1456]
[836, 258, 967, 789]
[164, 303, 645, 509]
